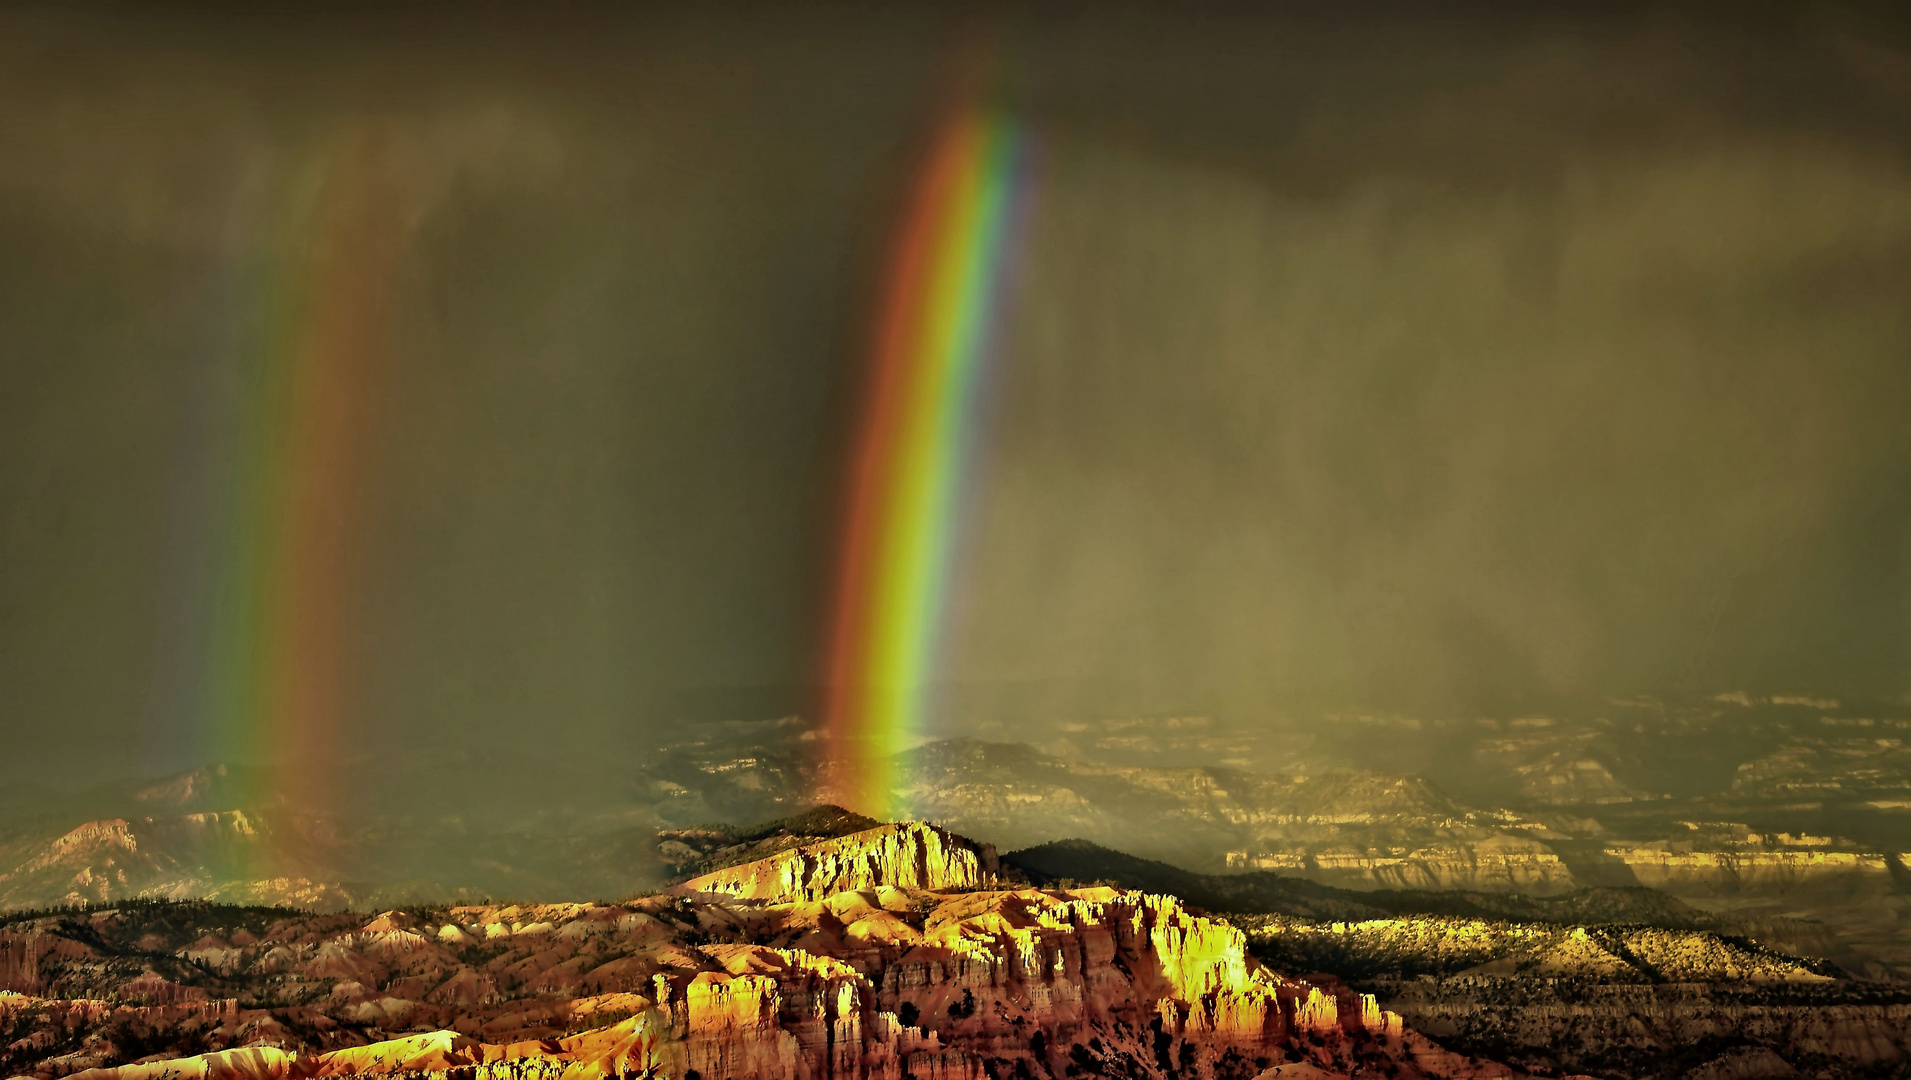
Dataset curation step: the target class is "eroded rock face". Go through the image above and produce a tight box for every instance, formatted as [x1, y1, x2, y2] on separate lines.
[1604, 846, 1897, 895]
[0, 827, 1495, 1080]
[1226, 838, 1576, 894]
[678, 823, 997, 902]
[637, 884, 1369, 1079]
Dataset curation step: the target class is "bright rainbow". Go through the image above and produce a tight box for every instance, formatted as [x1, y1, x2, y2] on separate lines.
[822, 110, 1033, 819]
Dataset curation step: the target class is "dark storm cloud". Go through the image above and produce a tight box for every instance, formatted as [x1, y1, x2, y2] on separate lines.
[1, 4, 1908, 785]
[952, 6, 1911, 719]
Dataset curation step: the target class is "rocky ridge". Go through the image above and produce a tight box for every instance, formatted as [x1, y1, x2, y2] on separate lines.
[677, 822, 996, 901]
[1, 824, 1515, 1080]
[17, 704, 1911, 969]
[655, 807, 884, 882]
[1003, 839, 1851, 967]
[1005, 837, 1911, 1078]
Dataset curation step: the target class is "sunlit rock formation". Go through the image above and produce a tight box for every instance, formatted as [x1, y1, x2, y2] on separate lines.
[678, 822, 997, 901]
[1603, 845, 1900, 895]
[1225, 835, 1576, 894]
[1, 824, 1502, 1080]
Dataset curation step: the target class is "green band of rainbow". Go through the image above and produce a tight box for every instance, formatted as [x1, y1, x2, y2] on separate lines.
[823, 111, 1032, 819]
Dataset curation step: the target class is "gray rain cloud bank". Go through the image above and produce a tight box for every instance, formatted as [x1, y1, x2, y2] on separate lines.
[0, 5, 1907, 791]
[962, 131, 1911, 718]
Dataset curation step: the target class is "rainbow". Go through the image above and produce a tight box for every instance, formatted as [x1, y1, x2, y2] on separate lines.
[822, 109, 1034, 819]
[151, 122, 410, 850]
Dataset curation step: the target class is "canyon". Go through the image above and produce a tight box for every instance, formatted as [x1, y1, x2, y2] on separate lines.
[9, 695, 1911, 1076]
[1, 823, 1516, 1080]
[12, 696, 1911, 923]
[5, 813, 1910, 1078]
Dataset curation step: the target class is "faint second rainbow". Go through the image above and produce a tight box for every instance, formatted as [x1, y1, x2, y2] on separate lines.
[150, 121, 412, 865]
[822, 109, 1034, 819]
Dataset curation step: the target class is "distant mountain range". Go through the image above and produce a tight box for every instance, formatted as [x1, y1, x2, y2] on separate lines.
[8, 695, 1911, 980]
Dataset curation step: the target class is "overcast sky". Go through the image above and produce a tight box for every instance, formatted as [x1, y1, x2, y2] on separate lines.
[3, 3, 1910, 784]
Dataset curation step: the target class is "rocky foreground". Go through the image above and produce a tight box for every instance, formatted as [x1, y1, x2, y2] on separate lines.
[0, 822, 1522, 1080]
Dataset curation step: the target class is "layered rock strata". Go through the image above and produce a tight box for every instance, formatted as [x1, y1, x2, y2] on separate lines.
[1606, 846, 1900, 894]
[1, 825, 1503, 1080]
[1225, 841, 1574, 894]
[677, 823, 996, 902]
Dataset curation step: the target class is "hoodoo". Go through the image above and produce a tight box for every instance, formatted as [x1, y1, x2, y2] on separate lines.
[11, 822, 1481, 1080]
